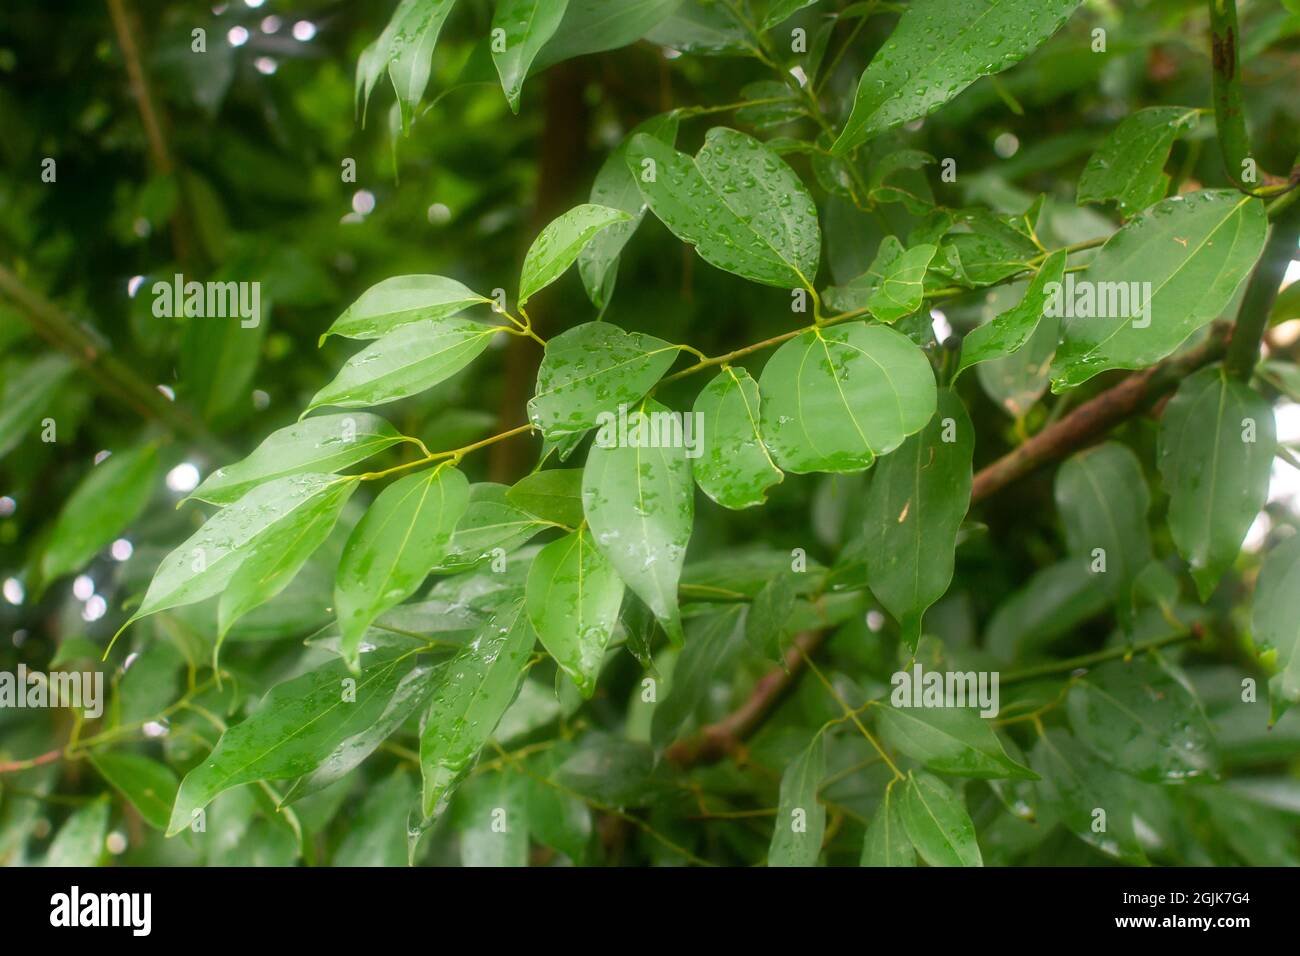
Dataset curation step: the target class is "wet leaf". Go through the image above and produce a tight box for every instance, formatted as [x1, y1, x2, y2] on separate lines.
[900, 772, 982, 866]
[1077, 107, 1199, 217]
[957, 249, 1066, 377]
[519, 203, 630, 305]
[334, 466, 470, 669]
[768, 733, 825, 867]
[759, 322, 936, 474]
[319, 275, 490, 343]
[420, 600, 535, 817]
[691, 366, 783, 509]
[525, 529, 624, 696]
[583, 398, 694, 642]
[878, 706, 1036, 780]
[860, 785, 915, 866]
[506, 468, 585, 527]
[491, 0, 571, 112]
[1157, 365, 1275, 599]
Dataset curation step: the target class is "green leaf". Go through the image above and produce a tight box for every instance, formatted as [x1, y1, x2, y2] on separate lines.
[454, 770, 529, 866]
[583, 398, 694, 642]
[1157, 365, 1275, 599]
[957, 249, 1066, 377]
[1253, 534, 1300, 724]
[435, 482, 555, 572]
[0, 354, 73, 460]
[319, 275, 490, 343]
[1030, 729, 1147, 864]
[491, 0, 570, 112]
[534, 0, 683, 72]
[218, 476, 358, 640]
[88, 752, 179, 831]
[420, 600, 535, 817]
[167, 651, 434, 835]
[357, 0, 459, 130]
[899, 772, 983, 866]
[691, 366, 783, 509]
[128, 474, 348, 626]
[580, 112, 681, 310]
[877, 706, 1037, 779]
[1055, 442, 1151, 603]
[41, 444, 158, 583]
[862, 390, 973, 649]
[179, 309, 266, 424]
[335, 465, 470, 669]
[759, 322, 936, 474]
[523, 749, 592, 863]
[45, 798, 108, 866]
[759, 0, 820, 28]
[333, 770, 416, 867]
[628, 126, 821, 288]
[768, 733, 826, 867]
[644, 0, 749, 54]
[746, 570, 796, 660]
[832, 0, 1082, 153]
[506, 468, 585, 527]
[519, 204, 630, 306]
[527, 322, 680, 439]
[867, 237, 938, 322]
[650, 606, 747, 746]
[525, 529, 624, 697]
[860, 785, 915, 866]
[985, 558, 1110, 661]
[1077, 107, 1199, 217]
[189, 413, 408, 506]
[1066, 656, 1216, 782]
[306, 318, 498, 412]
[1051, 191, 1267, 390]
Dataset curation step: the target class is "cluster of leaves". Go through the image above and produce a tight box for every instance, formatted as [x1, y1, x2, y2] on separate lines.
[3, 0, 1300, 867]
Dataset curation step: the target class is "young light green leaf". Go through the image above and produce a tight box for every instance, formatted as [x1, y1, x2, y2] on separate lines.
[527, 322, 679, 439]
[167, 651, 434, 835]
[768, 733, 826, 867]
[334, 466, 470, 668]
[506, 468, 585, 527]
[218, 476, 358, 641]
[420, 600, 535, 817]
[356, 0, 459, 130]
[759, 0, 819, 28]
[1054, 442, 1152, 602]
[957, 249, 1066, 377]
[691, 366, 783, 509]
[41, 444, 158, 583]
[862, 390, 972, 649]
[1157, 365, 1275, 599]
[320, 275, 490, 344]
[525, 529, 624, 697]
[88, 752, 179, 831]
[127, 474, 346, 627]
[491, 0, 570, 112]
[0, 354, 73, 460]
[1252, 534, 1300, 724]
[306, 318, 498, 412]
[519, 203, 630, 306]
[1051, 191, 1267, 390]
[190, 413, 408, 506]
[867, 238, 938, 322]
[1077, 107, 1199, 217]
[580, 111, 681, 310]
[435, 482, 554, 572]
[832, 0, 1082, 153]
[861, 785, 915, 866]
[876, 706, 1036, 780]
[583, 398, 694, 643]
[627, 127, 821, 289]
[45, 798, 109, 866]
[899, 772, 983, 867]
[1066, 656, 1216, 782]
[759, 322, 936, 474]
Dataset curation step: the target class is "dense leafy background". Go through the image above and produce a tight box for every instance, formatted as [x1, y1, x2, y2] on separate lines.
[2, 0, 1300, 867]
